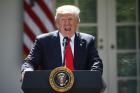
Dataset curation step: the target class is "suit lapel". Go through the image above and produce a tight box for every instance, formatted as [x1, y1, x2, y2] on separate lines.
[74, 32, 85, 69]
[54, 32, 62, 66]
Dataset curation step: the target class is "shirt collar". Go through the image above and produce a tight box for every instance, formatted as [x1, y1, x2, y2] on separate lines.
[59, 32, 75, 44]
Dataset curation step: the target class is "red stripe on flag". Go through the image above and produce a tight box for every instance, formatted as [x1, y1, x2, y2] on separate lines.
[24, 1, 49, 33]
[24, 22, 36, 42]
[23, 44, 30, 55]
[38, 0, 55, 27]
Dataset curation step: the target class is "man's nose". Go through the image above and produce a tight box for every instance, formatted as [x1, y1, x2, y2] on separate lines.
[65, 19, 70, 25]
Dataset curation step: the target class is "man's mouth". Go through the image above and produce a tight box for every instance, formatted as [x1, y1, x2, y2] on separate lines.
[64, 26, 71, 31]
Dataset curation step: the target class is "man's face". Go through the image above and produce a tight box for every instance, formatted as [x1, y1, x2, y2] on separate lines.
[56, 13, 79, 38]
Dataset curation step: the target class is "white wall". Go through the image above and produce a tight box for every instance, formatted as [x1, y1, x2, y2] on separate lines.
[0, 0, 23, 93]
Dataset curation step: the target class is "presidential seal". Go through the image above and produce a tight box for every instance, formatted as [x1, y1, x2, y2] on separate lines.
[49, 67, 74, 92]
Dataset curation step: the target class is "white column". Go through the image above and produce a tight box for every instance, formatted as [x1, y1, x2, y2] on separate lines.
[97, 0, 109, 93]
[0, 0, 23, 93]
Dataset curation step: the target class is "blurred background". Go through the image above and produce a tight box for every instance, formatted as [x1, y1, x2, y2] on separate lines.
[0, 0, 139, 93]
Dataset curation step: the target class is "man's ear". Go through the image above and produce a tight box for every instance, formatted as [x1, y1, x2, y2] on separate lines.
[77, 16, 80, 23]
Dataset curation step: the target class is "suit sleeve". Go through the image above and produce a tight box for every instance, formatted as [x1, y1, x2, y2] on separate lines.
[87, 37, 103, 75]
[21, 38, 43, 72]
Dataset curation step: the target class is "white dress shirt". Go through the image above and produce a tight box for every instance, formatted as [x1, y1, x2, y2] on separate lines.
[59, 33, 75, 65]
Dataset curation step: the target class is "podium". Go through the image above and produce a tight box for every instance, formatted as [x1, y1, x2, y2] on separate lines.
[22, 70, 103, 93]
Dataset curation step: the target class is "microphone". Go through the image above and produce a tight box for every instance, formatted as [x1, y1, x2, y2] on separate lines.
[63, 37, 69, 48]
[62, 37, 69, 66]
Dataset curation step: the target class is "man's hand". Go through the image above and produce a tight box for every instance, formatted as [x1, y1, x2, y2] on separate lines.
[21, 68, 34, 82]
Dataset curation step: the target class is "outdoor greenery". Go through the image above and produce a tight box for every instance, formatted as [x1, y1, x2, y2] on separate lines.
[118, 80, 137, 93]
[117, 26, 136, 49]
[117, 0, 136, 22]
[56, 0, 74, 8]
[78, 0, 97, 23]
[117, 53, 137, 76]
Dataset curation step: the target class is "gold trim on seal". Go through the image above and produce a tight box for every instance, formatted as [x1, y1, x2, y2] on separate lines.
[49, 67, 74, 92]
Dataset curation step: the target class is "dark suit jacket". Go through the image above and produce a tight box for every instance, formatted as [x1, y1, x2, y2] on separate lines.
[21, 31, 103, 74]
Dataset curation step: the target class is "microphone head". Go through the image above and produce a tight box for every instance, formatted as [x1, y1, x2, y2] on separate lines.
[63, 37, 69, 47]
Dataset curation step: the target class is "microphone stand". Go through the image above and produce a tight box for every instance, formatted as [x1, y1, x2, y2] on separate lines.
[62, 37, 69, 67]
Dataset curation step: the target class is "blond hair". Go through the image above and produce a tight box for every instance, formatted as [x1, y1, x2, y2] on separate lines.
[55, 5, 80, 22]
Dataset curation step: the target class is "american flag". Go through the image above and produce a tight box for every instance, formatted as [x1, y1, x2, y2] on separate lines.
[23, 0, 56, 56]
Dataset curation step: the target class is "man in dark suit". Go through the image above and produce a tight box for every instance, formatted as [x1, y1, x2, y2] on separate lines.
[21, 5, 103, 79]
